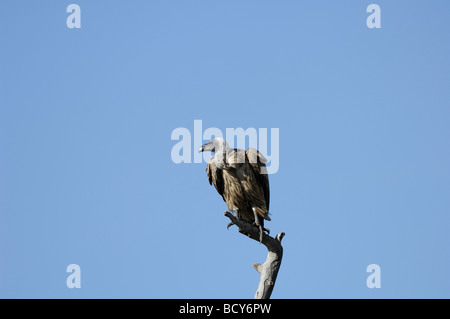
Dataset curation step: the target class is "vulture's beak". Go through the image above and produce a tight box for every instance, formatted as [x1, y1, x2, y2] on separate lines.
[198, 145, 206, 153]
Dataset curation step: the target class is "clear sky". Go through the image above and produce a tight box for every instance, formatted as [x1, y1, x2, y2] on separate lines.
[1, 1, 449, 298]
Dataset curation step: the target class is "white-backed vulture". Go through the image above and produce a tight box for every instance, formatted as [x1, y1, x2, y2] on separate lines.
[199, 137, 270, 242]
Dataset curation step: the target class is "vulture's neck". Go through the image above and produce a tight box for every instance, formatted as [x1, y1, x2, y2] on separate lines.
[214, 142, 230, 169]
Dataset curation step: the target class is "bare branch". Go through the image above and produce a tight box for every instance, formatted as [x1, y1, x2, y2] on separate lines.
[224, 211, 285, 299]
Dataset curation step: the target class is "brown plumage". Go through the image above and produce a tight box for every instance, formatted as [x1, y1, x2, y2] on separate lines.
[199, 138, 270, 241]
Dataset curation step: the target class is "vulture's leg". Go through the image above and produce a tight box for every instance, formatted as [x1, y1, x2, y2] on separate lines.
[252, 207, 264, 243]
[235, 209, 243, 220]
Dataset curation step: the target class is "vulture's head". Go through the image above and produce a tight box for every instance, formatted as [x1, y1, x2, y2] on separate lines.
[198, 137, 229, 153]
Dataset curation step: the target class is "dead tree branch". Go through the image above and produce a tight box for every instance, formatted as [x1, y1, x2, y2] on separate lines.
[224, 211, 285, 299]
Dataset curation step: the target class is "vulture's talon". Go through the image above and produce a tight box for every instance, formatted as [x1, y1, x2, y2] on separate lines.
[227, 221, 235, 229]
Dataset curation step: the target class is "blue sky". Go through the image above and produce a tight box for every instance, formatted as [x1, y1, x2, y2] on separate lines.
[1, 1, 449, 298]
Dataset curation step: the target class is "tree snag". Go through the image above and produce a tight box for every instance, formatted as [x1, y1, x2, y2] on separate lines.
[224, 211, 285, 299]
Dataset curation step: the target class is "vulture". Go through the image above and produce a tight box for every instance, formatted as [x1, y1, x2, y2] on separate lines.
[199, 137, 270, 242]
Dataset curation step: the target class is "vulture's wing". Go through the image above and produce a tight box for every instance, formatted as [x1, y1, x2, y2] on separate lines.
[206, 157, 225, 201]
[246, 148, 270, 212]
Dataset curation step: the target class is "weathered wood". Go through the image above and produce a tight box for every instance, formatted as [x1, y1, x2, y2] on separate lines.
[224, 211, 285, 299]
